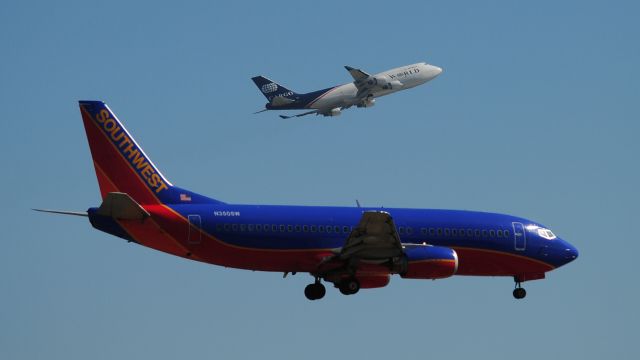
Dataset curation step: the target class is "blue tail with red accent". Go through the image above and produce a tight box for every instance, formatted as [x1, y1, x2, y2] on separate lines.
[79, 101, 223, 205]
[251, 76, 299, 101]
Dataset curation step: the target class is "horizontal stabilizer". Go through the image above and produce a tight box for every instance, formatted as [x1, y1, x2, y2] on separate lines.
[279, 110, 318, 119]
[97, 192, 150, 220]
[270, 96, 295, 106]
[33, 209, 88, 217]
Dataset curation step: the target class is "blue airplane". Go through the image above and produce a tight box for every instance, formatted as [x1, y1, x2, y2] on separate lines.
[35, 101, 578, 300]
[252, 62, 442, 118]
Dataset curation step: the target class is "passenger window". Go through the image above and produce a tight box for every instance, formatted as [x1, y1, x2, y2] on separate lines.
[303, 225, 309, 232]
[407, 227, 413, 235]
[327, 226, 332, 233]
[445, 228, 451, 236]
[287, 225, 293, 232]
[248, 224, 254, 232]
[399, 227, 405, 234]
[490, 230, 495, 238]
[279, 225, 285, 232]
[224, 224, 230, 231]
[216, 224, 222, 232]
[437, 228, 443, 236]
[272, 225, 278, 232]
[421, 228, 427, 235]
[475, 229, 480, 237]
[467, 229, 473, 237]
[343, 226, 349, 233]
[232, 224, 238, 232]
[482, 230, 488, 237]
[240, 224, 246, 232]
[497, 230, 503, 237]
[504, 230, 510, 237]
[452, 229, 458, 236]
[295, 225, 301, 232]
[334, 226, 340, 233]
[319, 225, 325, 232]
[311, 225, 317, 232]
[429, 228, 435, 236]
[256, 224, 262, 232]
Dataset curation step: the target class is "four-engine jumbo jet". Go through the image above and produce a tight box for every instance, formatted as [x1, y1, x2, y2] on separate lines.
[252, 62, 443, 119]
[35, 101, 579, 301]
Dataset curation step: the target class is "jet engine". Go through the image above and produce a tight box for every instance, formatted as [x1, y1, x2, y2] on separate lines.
[399, 245, 458, 279]
[324, 108, 341, 116]
[357, 274, 391, 289]
[357, 98, 376, 108]
[366, 75, 403, 90]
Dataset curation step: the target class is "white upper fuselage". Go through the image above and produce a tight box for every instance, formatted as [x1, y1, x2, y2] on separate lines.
[307, 62, 442, 112]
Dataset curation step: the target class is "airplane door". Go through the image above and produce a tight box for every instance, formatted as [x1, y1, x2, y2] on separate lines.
[512, 222, 526, 251]
[188, 215, 202, 244]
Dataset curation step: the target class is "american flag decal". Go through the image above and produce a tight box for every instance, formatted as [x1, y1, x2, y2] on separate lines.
[180, 194, 192, 201]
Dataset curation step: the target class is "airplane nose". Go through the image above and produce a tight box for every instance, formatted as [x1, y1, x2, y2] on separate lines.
[429, 65, 443, 77]
[562, 241, 579, 263]
[423, 64, 443, 79]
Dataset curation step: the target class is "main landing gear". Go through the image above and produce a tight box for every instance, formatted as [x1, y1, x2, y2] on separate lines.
[337, 278, 360, 296]
[304, 279, 326, 301]
[304, 277, 361, 300]
[513, 280, 527, 299]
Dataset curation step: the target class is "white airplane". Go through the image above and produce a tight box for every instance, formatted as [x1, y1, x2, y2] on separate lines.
[252, 62, 443, 118]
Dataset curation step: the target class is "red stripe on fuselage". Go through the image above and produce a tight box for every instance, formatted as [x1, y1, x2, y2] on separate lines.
[92, 162, 196, 258]
[305, 87, 339, 109]
[453, 247, 554, 276]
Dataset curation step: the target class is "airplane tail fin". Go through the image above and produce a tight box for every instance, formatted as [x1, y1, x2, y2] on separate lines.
[251, 76, 298, 101]
[79, 101, 223, 205]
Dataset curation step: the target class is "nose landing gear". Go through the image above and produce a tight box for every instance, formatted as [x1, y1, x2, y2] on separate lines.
[513, 280, 527, 299]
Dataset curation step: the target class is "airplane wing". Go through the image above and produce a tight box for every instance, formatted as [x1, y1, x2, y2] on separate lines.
[315, 211, 404, 284]
[344, 66, 378, 99]
[345, 66, 371, 82]
[338, 211, 404, 261]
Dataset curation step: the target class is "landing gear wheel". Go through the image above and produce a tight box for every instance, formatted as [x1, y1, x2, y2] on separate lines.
[304, 282, 326, 301]
[513, 287, 527, 299]
[338, 279, 360, 295]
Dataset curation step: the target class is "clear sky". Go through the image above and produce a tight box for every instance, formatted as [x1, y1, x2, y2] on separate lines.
[1, 1, 638, 359]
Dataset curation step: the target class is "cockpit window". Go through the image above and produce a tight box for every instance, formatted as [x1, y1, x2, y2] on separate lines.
[537, 228, 557, 240]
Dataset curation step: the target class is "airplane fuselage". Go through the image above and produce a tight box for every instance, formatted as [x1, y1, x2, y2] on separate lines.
[261, 62, 442, 116]
[89, 203, 578, 281]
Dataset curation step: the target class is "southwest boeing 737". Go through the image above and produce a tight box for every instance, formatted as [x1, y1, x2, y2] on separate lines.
[36, 101, 578, 300]
[252, 62, 442, 118]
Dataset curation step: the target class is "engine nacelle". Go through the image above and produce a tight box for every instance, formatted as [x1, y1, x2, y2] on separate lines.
[382, 80, 403, 90]
[400, 245, 458, 279]
[326, 108, 341, 116]
[357, 274, 391, 289]
[365, 75, 403, 90]
[357, 98, 376, 108]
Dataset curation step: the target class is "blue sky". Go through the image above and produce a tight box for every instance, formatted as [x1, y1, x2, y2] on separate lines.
[1, 1, 638, 359]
